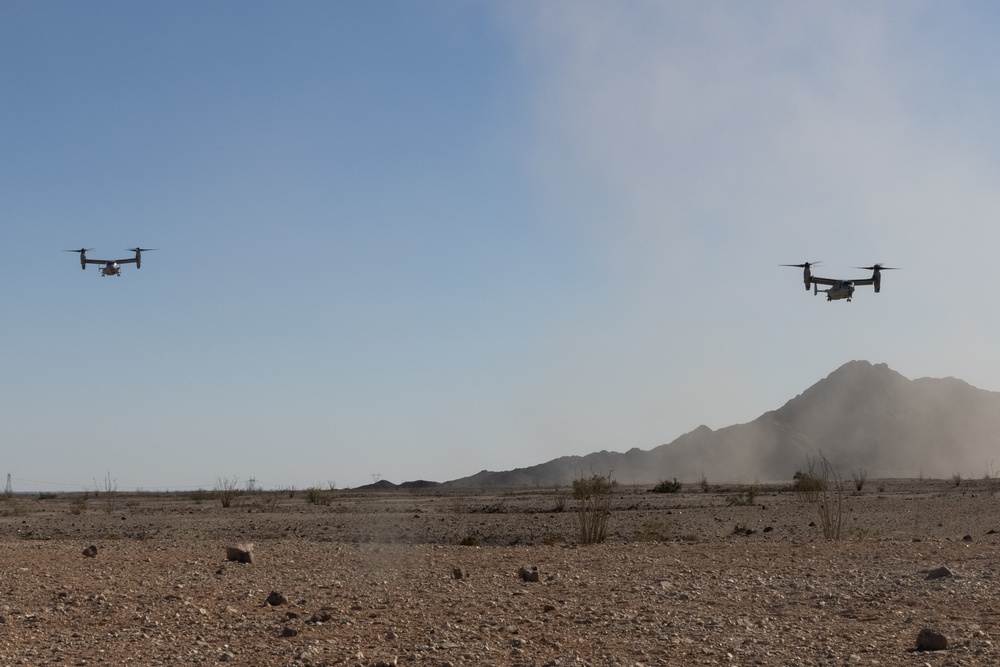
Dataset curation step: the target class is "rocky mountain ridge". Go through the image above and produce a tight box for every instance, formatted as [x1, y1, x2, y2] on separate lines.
[445, 360, 1000, 487]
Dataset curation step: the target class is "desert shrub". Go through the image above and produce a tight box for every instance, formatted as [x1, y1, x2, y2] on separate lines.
[572, 473, 617, 544]
[725, 486, 758, 506]
[651, 478, 682, 494]
[985, 462, 999, 498]
[37, 492, 57, 500]
[792, 457, 826, 502]
[550, 492, 568, 513]
[816, 454, 844, 540]
[851, 468, 868, 493]
[215, 476, 242, 508]
[542, 535, 565, 546]
[96, 470, 118, 515]
[306, 487, 331, 506]
[459, 535, 480, 546]
[699, 473, 711, 493]
[952, 472, 963, 487]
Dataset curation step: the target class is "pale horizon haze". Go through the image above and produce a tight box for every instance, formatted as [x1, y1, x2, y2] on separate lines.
[4, 2, 1000, 491]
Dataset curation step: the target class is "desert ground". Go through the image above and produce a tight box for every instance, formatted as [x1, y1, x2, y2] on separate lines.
[1, 478, 999, 666]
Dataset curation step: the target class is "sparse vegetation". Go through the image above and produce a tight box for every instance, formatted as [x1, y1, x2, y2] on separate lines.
[215, 476, 242, 508]
[550, 492, 568, 513]
[37, 492, 57, 500]
[459, 535, 480, 546]
[852, 468, 868, 493]
[572, 473, 617, 545]
[726, 485, 758, 506]
[69, 495, 87, 515]
[816, 453, 844, 540]
[792, 457, 826, 502]
[96, 470, 118, 515]
[651, 478, 682, 494]
[951, 472, 963, 487]
[699, 473, 711, 493]
[306, 486, 332, 506]
[985, 462, 999, 498]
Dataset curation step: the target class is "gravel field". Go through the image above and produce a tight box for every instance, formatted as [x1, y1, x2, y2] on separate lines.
[1, 480, 999, 666]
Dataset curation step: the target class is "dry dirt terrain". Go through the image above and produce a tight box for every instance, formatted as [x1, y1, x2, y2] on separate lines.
[1, 479, 999, 666]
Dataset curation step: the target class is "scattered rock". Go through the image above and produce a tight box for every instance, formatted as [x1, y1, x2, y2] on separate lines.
[280, 626, 298, 638]
[925, 566, 953, 580]
[82, 545, 98, 558]
[453, 567, 468, 580]
[266, 591, 288, 606]
[519, 565, 540, 583]
[963, 534, 973, 542]
[916, 628, 948, 651]
[225, 543, 254, 564]
[307, 611, 333, 624]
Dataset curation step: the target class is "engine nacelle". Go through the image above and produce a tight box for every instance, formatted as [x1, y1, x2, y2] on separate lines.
[873, 271, 881, 293]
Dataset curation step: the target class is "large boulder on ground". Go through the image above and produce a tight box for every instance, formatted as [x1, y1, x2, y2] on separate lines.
[916, 628, 948, 651]
[226, 543, 254, 564]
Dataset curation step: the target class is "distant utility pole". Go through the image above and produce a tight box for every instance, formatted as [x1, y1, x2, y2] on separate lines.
[3, 474, 11, 498]
[371, 473, 381, 484]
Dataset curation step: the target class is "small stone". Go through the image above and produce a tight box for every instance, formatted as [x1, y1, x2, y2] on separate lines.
[82, 545, 98, 558]
[266, 591, 288, 606]
[916, 628, 948, 651]
[925, 566, 953, 580]
[307, 611, 333, 624]
[280, 626, 298, 638]
[453, 567, 468, 580]
[519, 565, 540, 583]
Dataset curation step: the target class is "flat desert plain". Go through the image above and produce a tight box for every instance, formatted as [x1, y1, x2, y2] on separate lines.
[1, 479, 999, 666]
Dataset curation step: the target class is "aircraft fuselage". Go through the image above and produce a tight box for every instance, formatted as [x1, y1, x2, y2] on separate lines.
[824, 280, 855, 301]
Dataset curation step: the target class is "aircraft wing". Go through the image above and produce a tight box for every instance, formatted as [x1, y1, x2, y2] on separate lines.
[852, 277, 875, 286]
[114, 257, 138, 265]
[83, 258, 110, 265]
[809, 276, 839, 286]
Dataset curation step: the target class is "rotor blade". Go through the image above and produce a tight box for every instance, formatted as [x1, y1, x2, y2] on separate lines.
[780, 261, 821, 268]
[854, 264, 899, 271]
[127, 247, 157, 252]
[63, 248, 94, 253]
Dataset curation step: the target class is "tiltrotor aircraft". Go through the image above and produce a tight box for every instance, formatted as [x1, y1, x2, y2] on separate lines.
[782, 262, 897, 302]
[64, 248, 156, 277]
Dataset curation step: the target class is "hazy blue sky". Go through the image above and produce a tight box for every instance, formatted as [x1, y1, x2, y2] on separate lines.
[4, 2, 1000, 491]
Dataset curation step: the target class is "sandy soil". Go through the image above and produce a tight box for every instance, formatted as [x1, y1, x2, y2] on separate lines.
[1, 479, 998, 666]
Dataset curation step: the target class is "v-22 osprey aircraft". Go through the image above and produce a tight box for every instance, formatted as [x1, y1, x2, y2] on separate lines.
[782, 262, 898, 302]
[65, 247, 156, 277]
